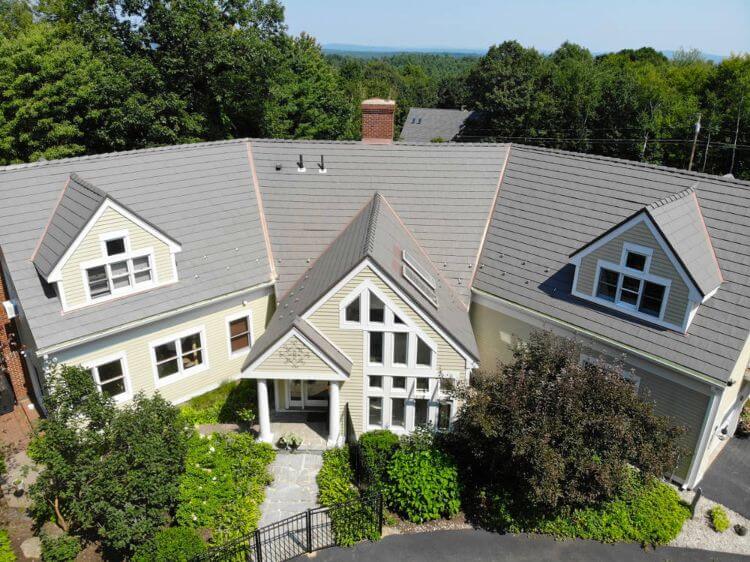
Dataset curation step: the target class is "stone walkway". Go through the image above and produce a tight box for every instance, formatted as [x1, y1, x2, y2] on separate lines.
[259, 452, 322, 527]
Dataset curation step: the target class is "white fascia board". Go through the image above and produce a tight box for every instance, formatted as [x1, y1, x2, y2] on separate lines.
[47, 198, 181, 283]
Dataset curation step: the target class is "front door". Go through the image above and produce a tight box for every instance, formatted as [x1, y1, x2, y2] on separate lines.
[287, 380, 329, 409]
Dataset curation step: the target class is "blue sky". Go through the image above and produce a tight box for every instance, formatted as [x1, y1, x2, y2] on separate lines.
[281, 0, 750, 56]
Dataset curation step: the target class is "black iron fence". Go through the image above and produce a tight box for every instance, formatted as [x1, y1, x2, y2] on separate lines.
[195, 492, 383, 562]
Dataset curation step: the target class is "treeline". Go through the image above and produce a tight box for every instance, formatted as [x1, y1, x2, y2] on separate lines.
[0, 0, 748, 179]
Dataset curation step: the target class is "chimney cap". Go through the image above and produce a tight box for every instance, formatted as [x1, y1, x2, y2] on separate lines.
[361, 98, 396, 107]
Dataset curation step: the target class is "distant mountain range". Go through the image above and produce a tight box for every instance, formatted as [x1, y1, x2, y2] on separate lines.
[322, 43, 726, 63]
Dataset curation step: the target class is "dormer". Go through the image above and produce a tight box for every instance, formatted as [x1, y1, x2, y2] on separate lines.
[32, 173, 181, 312]
[569, 187, 722, 333]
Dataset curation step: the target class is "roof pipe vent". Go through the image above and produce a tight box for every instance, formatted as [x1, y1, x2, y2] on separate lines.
[318, 155, 326, 174]
[297, 154, 305, 172]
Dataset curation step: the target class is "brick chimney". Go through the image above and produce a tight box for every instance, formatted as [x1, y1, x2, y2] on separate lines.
[361, 98, 396, 144]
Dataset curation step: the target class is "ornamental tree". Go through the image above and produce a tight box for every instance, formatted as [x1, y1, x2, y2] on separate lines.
[448, 330, 684, 514]
[28, 364, 191, 556]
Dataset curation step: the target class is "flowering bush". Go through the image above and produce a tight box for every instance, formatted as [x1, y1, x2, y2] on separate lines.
[176, 432, 275, 543]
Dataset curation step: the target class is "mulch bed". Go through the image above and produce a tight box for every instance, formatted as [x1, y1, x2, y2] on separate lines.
[385, 511, 473, 535]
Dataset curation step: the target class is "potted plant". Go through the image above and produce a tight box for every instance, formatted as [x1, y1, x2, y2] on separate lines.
[735, 524, 747, 536]
[278, 433, 303, 452]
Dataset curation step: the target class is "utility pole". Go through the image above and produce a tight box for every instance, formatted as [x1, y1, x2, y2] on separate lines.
[701, 126, 712, 173]
[688, 113, 701, 171]
[730, 94, 744, 176]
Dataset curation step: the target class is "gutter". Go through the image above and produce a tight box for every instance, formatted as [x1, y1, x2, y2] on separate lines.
[471, 287, 727, 389]
[37, 280, 276, 356]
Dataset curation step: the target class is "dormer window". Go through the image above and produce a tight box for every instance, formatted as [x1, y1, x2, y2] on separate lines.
[625, 250, 647, 271]
[84, 233, 155, 302]
[595, 265, 667, 318]
[105, 237, 126, 256]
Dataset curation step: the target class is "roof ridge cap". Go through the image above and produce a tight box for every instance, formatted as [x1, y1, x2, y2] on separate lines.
[365, 193, 382, 254]
[646, 184, 697, 210]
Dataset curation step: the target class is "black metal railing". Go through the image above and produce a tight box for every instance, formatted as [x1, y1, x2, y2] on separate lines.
[195, 493, 383, 562]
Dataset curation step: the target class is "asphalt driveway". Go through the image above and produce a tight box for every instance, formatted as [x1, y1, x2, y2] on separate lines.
[700, 437, 750, 518]
[311, 529, 747, 561]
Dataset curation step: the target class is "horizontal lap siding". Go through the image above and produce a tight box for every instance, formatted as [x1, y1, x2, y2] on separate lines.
[309, 267, 467, 439]
[54, 293, 272, 404]
[577, 221, 690, 326]
[255, 335, 337, 374]
[60, 207, 175, 308]
[471, 301, 710, 481]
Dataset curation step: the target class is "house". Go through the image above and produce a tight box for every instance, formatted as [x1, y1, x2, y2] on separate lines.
[399, 107, 482, 142]
[0, 98, 747, 490]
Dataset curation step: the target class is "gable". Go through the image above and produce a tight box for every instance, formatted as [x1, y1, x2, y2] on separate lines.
[253, 333, 342, 378]
[58, 205, 177, 310]
[573, 217, 693, 329]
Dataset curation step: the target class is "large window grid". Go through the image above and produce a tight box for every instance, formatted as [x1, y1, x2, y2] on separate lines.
[365, 375, 454, 433]
[151, 328, 207, 386]
[85, 354, 131, 402]
[84, 233, 155, 302]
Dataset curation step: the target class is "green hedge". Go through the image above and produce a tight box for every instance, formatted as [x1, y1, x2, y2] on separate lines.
[357, 430, 399, 491]
[132, 527, 207, 562]
[179, 380, 256, 426]
[176, 432, 275, 544]
[317, 447, 358, 507]
[479, 474, 690, 546]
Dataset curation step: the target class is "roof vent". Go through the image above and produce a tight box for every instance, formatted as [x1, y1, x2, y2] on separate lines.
[318, 155, 326, 174]
[297, 154, 305, 172]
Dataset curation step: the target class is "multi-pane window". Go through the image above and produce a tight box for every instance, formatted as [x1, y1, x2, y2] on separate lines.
[88, 358, 128, 399]
[391, 398, 406, 427]
[639, 282, 666, 316]
[229, 316, 252, 354]
[86, 254, 153, 301]
[416, 337, 433, 366]
[154, 331, 204, 381]
[595, 257, 667, 319]
[369, 332, 384, 364]
[393, 332, 408, 365]
[369, 397, 383, 426]
[345, 296, 360, 322]
[596, 269, 619, 302]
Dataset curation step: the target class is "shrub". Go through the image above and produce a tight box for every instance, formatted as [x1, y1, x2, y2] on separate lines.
[476, 473, 690, 546]
[29, 365, 192, 557]
[0, 529, 14, 562]
[449, 330, 684, 513]
[40, 534, 80, 562]
[132, 527, 206, 562]
[737, 401, 750, 437]
[180, 380, 257, 426]
[710, 505, 730, 533]
[384, 437, 461, 523]
[176, 432, 275, 544]
[357, 430, 399, 490]
[317, 447, 358, 507]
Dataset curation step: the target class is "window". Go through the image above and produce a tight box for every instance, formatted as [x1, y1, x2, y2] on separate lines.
[345, 296, 360, 322]
[416, 377, 429, 392]
[596, 268, 618, 302]
[394, 313, 405, 324]
[105, 237, 126, 256]
[414, 399, 429, 426]
[638, 282, 666, 317]
[625, 251, 646, 271]
[369, 375, 382, 388]
[392, 376, 406, 390]
[416, 337, 433, 366]
[85, 254, 153, 301]
[369, 294, 385, 323]
[229, 316, 252, 354]
[154, 330, 205, 381]
[369, 332, 384, 363]
[393, 332, 408, 365]
[369, 397, 383, 426]
[619, 275, 641, 307]
[391, 398, 406, 427]
[88, 358, 128, 399]
[437, 402, 451, 430]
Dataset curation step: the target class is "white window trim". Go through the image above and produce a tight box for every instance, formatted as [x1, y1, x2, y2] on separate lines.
[621, 243, 653, 273]
[592, 258, 673, 326]
[225, 310, 254, 359]
[82, 351, 132, 403]
[150, 325, 209, 388]
[367, 331, 386, 367]
[80, 246, 158, 305]
[99, 229, 131, 258]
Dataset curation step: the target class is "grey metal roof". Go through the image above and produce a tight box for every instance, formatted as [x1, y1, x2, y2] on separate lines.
[292, 317, 353, 374]
[244, 192, 478, 370]
[474, 144, 750, 383]
[31, 173, 181, 279]
[399, 108, 480, 142]
[0, 140, 272, 352]
[646, 187, 723, 297]
[250, 140, 508, 305]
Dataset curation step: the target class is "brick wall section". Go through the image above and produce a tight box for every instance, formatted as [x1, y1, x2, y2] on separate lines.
[361, 99, 396, 144]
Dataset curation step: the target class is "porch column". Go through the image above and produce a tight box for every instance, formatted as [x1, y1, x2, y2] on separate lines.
[257, 379, 272, 443]
[327, 381, 340, 446]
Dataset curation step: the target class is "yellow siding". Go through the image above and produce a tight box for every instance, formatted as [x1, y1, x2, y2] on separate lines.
[255, 335, 338, 375]
[309, 266, 467, 438]
[60, 206, 175, 309]
[54, 293, 273, 404]
[576, 221, 690, 326]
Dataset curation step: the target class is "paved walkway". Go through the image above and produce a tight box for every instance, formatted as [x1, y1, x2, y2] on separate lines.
[701, 437, 750, 518]
[259, 451, 322, 527]
[313, 529, 747, 562]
